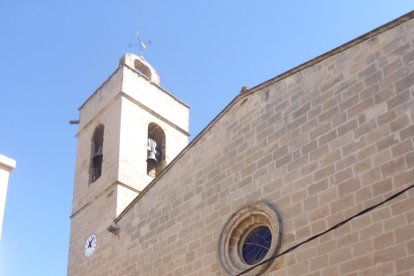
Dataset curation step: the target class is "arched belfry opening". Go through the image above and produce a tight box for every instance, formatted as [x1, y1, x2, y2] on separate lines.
[90, 125, 104, 183]
[147, 123, 166, 178]
[134, 59, 152, 80]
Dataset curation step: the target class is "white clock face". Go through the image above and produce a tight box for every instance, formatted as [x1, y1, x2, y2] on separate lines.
[84, 234, 97, 258]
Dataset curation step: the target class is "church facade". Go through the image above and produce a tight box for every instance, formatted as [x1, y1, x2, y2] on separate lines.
[68, 11, 414, 275]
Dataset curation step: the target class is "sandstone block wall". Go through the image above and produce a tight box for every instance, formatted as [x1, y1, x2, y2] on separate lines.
[71, 96, 122, 212]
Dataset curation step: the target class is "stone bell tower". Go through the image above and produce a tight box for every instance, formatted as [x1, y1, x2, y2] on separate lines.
[67, 54, 189, 275]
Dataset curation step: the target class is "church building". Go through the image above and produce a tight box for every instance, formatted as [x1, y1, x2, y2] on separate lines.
[68, 11, 414, 275]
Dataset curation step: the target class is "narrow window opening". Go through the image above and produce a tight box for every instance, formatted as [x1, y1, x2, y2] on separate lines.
[147, 123, 165, 178]
[90, 125, 104, 183]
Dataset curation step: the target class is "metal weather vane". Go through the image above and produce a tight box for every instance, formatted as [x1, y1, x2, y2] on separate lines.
[128, 0, 151, 56]
[128, 32, 151, 56]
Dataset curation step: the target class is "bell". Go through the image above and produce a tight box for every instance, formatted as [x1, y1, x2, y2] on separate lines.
[92, 146, 103, 162]
[146, 150, 158, 163]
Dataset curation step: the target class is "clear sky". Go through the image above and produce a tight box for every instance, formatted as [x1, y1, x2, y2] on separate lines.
[0, 1, 412, 275]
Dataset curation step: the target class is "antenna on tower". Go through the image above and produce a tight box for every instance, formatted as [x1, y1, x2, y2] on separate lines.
[128, 0, 151, 56]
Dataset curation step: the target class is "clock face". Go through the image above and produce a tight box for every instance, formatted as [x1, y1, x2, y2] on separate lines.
[84, 234, 97, 258]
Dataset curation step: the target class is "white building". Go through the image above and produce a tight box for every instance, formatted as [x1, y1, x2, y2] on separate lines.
[0, 154, 16, 240]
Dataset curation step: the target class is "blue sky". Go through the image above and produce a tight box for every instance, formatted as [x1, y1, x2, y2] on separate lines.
[0, 1, 412, 275]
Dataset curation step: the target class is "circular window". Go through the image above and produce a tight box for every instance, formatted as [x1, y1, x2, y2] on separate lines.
[218, 202, 282, 275]
[242, 226, 272, 265]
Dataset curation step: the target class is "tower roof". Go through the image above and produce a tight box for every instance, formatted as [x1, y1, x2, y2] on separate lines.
[119, 53, 161, 85]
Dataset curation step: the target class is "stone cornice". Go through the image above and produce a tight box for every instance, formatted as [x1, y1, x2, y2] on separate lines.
[69, 180, 140, 219]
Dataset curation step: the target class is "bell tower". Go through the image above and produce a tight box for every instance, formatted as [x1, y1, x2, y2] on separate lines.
[67, 54, 189, 275]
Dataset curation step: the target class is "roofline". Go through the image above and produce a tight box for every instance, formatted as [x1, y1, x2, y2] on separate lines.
[247, 10, 414, 96]
[123, 63, 190, 109]
[114, 10, 414, 223]
[115, 92, 242, 223]
[78, 66, 122, 110]
[75, 91, 190, 138]
[78, 64, 189, 111]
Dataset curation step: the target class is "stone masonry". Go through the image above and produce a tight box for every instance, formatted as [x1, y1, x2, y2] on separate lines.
[68, 11, 414, 275]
